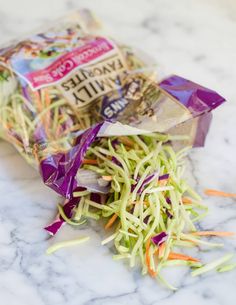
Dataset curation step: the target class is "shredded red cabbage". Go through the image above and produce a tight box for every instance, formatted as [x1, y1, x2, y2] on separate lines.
[44, 196, 79, 235]
[151, 232, 168, 246]
[159, 174, 169, 181]
[131, 171, 159, 193]
[165, 209, 173, 219]
[111, 139, 120, 148]
[111, 156, 122, 166]
[144, 215, 150, 224]
[90, 193, 102, 204]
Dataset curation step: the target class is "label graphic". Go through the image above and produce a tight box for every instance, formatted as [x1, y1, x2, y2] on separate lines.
[26, 37, 114, 89]
[59, 52, 127, 107]
[0, 29, 115, 90]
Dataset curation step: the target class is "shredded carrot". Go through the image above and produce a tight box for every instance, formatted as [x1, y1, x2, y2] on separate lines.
[145, 239, 152, 274]
[145, 238, 157, 277]
[204, 189, 236, 198]
[124, 145, 133, 151]
[43, 89, 51, 136]
[118, 136, 135, 148]
[44, 89, 51, 107]
[168, 252, 200, 262]
[149, 268, 157, 277]
[192, 231, 235, 237]
[102, 175, 113, 181]
[104, 213, 118, 230]
[82, 159, 98, 165]
[34, 90, 51, 135]
[158, 242, 166, 258]
[158, 179, 168, 187]
[34, 91, 43, 112]
[5, 122, 12, 129]
[182, 197, 192, 204]
[154, 242, 166, 257]
[34, 90, 50, 136]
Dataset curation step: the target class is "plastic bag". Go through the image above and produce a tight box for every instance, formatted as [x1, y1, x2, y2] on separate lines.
[0, 9, 225, 199]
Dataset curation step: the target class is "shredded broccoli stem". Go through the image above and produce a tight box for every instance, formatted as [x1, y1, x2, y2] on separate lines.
[130, 233, 143, 267]
[101, 232, 118, 245]
[46, 236, 90, 254]
[191, 254, 234, 277]
[73, 190, 91, 197]
[157, 273, 177, 291]
[58, 204, 86, 226]
[44, 134, 235, 289]
[217, 263, 236, 273]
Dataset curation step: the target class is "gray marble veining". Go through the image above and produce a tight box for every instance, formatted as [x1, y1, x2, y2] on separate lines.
[0, 0, 236, 304]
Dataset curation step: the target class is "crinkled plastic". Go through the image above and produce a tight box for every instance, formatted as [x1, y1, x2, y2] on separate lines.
[76, 169, 110, 193]
[0, 9, 226, 203]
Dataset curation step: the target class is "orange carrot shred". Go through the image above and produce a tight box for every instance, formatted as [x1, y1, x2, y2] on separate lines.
[149, 269, 157, 278]
[182, 197, 192, 204]
[34, 91, 42, 112]
[192, 231, 235, 237]
[118, 136, 135, 148]
[158, 179, 168, 187]
[44, 89, 51, 106]
[5, 122, 12, 129]
[104, 214, 118, 230]
[158, 242, 166, 258]
[204, 189, 236, 198]
[154, 248, 159, 255]
[43, 89, 51, 136]
[82, 159, 98, 165]
[145, 238, 157, 277]
[102, 175, 113, 181]
[168, 252, 200, 262]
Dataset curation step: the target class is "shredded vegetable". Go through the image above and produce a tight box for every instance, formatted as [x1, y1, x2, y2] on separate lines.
[46, 134, 235, 289]
[204, 189, 236, 198]
[217, 263, 236, 273]
[46, 236, 90, 254]
[0, 9, 231, 291]
[191, 254, 234, 277]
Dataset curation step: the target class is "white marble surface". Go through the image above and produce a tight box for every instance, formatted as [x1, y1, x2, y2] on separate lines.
[0, 0, 236, 304]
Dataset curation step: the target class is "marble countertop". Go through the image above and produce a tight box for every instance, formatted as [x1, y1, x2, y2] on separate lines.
[0, 0, 236, 304]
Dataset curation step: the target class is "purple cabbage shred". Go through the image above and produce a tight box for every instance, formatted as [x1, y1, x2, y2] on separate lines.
[151, 232, 168, 246]
[158, 174, 169, 181]
[131, 171, 159, 194]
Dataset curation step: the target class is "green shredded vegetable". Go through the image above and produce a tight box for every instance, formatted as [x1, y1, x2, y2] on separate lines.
[217, 263, 236, 273]
[0, 14, 232, 291]
[191, 254, 234, 277]
[46, 134, 235, 289]
[46, 236, 90, 254]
